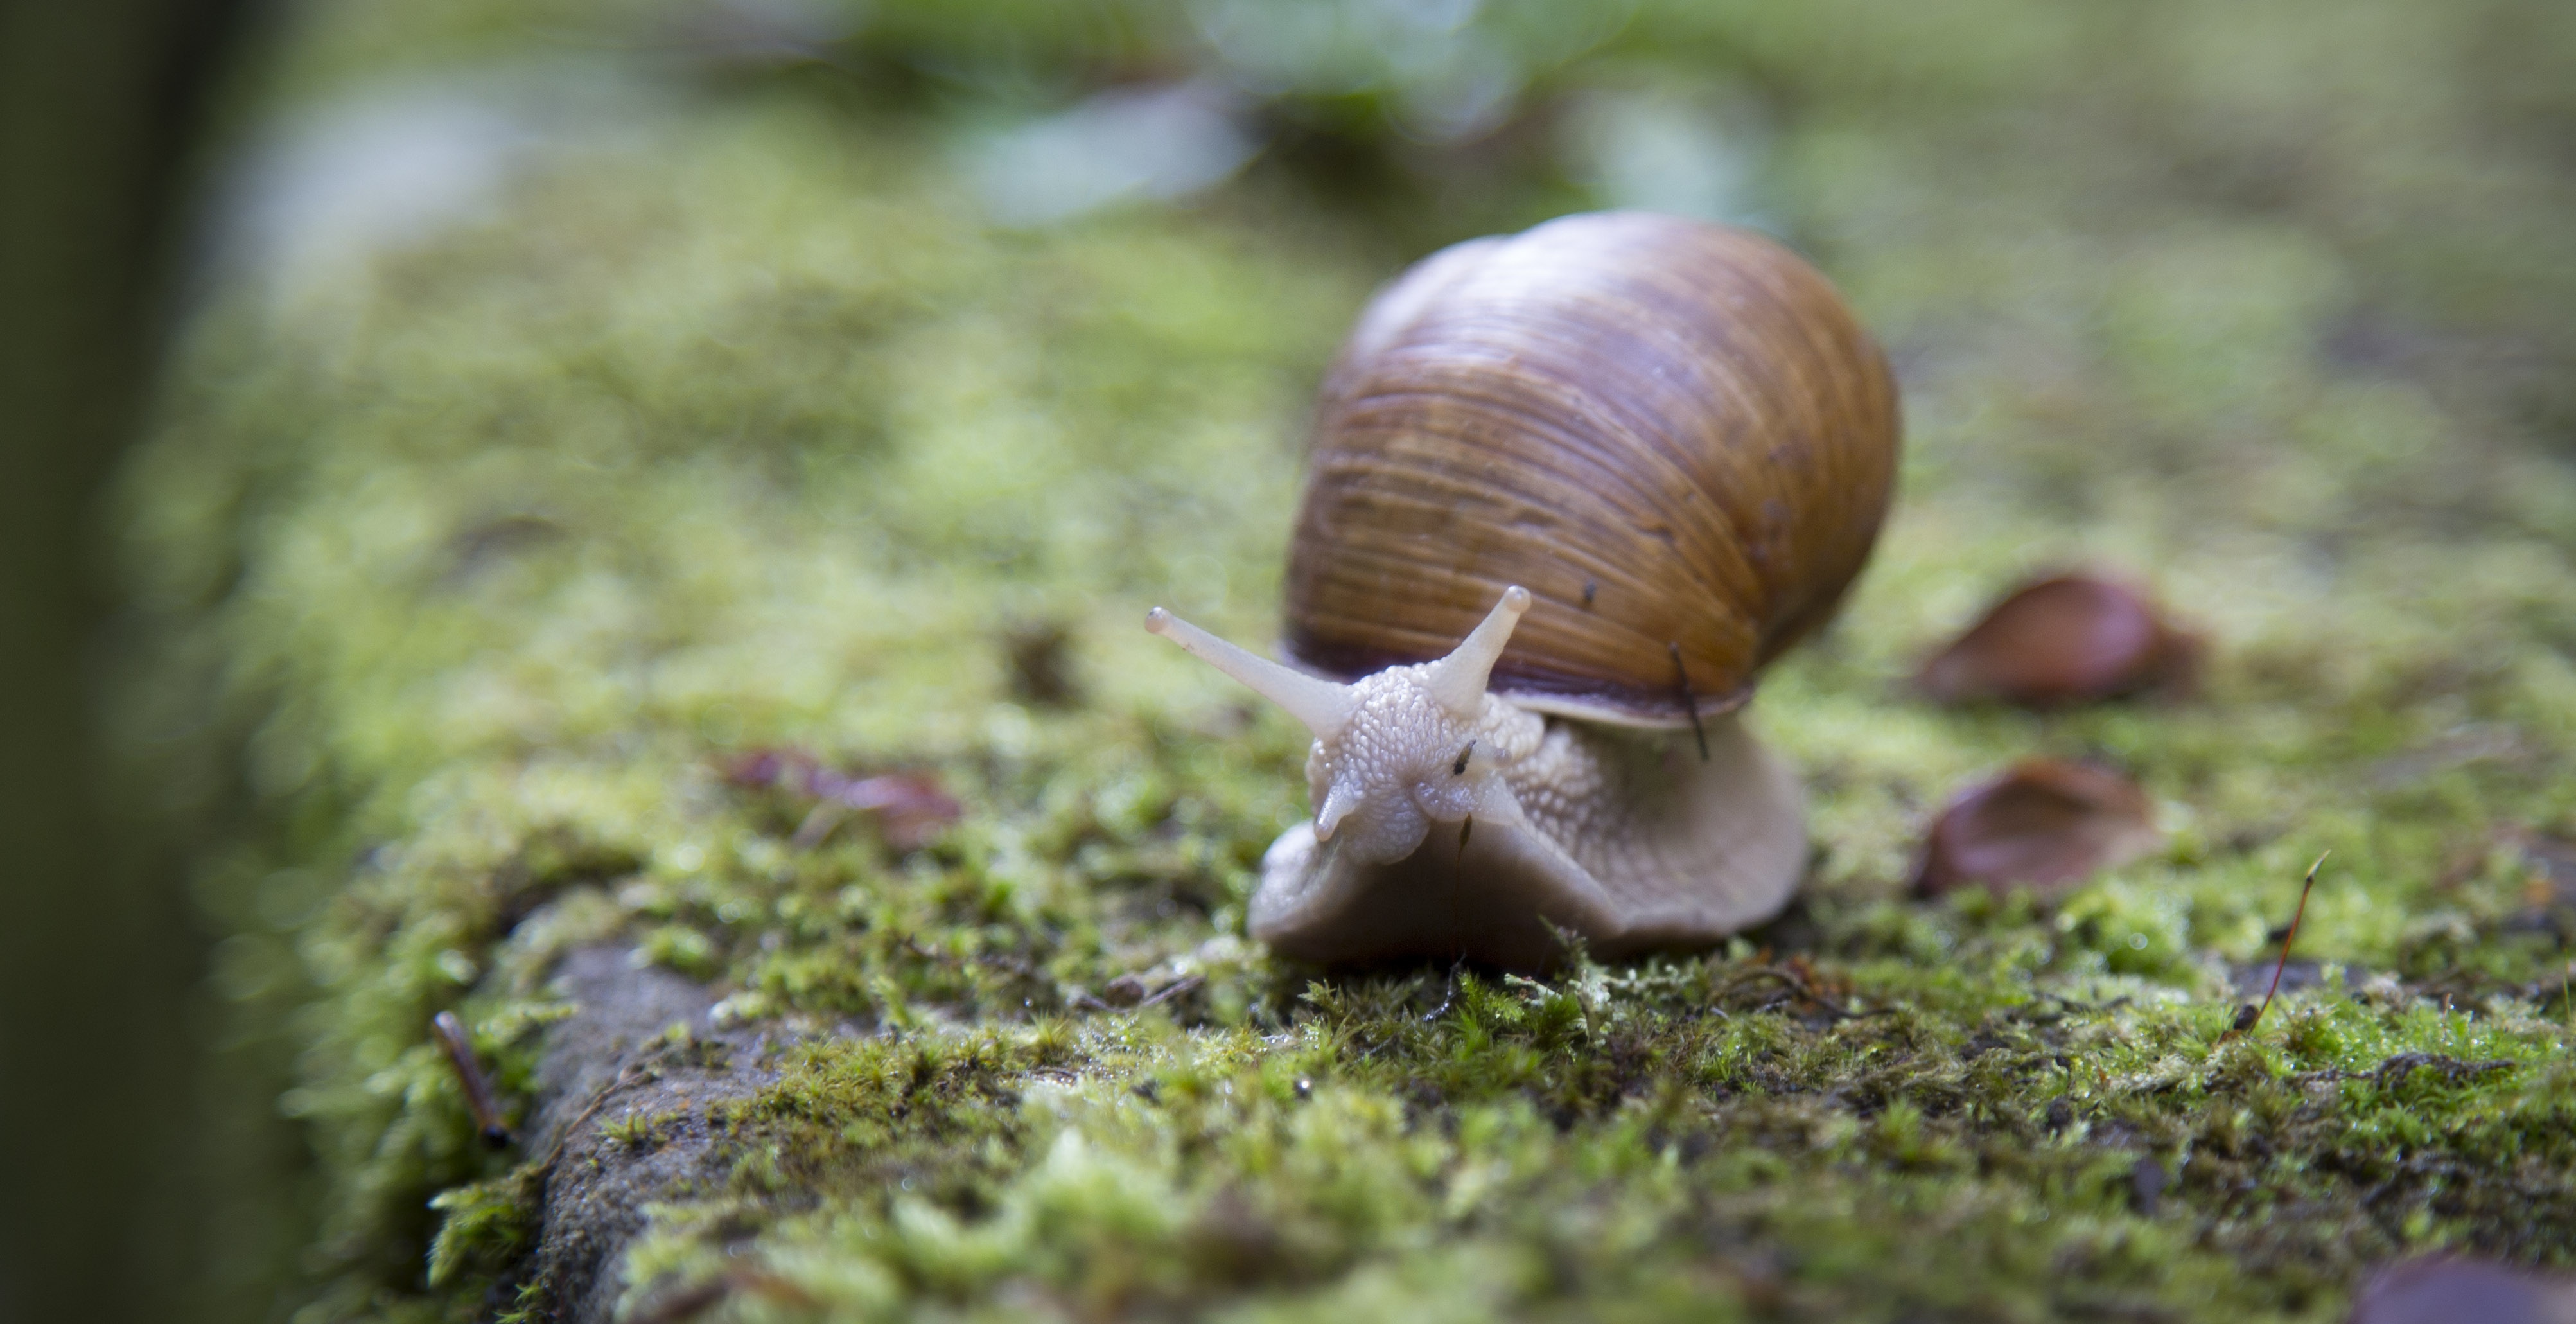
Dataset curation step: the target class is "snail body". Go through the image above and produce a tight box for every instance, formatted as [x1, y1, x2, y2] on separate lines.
[1150, 211, 1898, 969]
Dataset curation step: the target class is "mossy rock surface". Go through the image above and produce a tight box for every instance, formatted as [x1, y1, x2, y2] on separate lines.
[125, 1, 2576, 1320]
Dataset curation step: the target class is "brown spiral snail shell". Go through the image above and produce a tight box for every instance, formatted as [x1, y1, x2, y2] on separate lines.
[1148, 211, 1900, 969]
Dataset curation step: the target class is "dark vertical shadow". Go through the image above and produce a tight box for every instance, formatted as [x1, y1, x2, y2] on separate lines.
[0, 2, 268, 1320]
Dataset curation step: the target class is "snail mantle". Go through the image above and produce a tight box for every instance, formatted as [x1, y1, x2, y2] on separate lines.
[1149, 211, 1899, 970]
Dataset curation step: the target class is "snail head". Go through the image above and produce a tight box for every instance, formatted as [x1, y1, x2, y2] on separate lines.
[1146, 585, 1536, 867]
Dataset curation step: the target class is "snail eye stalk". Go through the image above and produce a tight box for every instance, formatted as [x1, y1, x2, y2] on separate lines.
[1421, 585, 1530, 720]
[1146, 606, 1356, 739]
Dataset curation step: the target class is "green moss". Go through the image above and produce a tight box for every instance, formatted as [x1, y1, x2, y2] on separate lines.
[424, 1165, 543, 1291]
[123, 0, 2576, 1318]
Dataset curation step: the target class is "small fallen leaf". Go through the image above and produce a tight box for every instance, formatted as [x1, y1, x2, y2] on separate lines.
[1913, 759, 2160, 899]
[721, 748, 796, 790]
[2348, 1257, 2576, 1324]
[820, 773, 961, 850]
[1918, 573, 2200, 707]
[723, 748, 961, 851]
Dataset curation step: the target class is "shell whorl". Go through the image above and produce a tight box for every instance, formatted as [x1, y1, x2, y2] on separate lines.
[1283, 211, 1901, 728]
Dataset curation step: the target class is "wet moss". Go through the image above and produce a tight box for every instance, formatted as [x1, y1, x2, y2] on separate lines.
[123, 0, 2576, 1318]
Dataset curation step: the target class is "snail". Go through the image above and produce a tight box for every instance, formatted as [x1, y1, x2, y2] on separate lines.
[1148, 211, 1900, 969]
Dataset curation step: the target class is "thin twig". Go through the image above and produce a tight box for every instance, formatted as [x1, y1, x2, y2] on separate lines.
[541, 1064, 649, 1172]
[1135, 973, 1204, 1011]
[2227, 851, 2328, 1040]
[900, 935, 1060, 1007]
[1716, 964, 1877, 1021]
[432, 1011, 514, 1148]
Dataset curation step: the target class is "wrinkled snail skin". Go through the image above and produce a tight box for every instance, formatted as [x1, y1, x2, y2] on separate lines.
[1253, 703, 1806, 970]
[1147, 211, 1897, 969]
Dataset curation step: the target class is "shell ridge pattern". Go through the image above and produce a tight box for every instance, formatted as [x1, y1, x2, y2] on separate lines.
[1283, 210, 1895, 725]
[1311, 378, 1759, 684]
[1343, 334, 1766, 676]
[1489, 360, 1768, 690]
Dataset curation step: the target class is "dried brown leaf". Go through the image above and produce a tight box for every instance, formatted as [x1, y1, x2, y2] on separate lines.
[1913, 758, 2160, 899]
[721, 748, 961, 850]
[1918, 573, 2201, 708]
